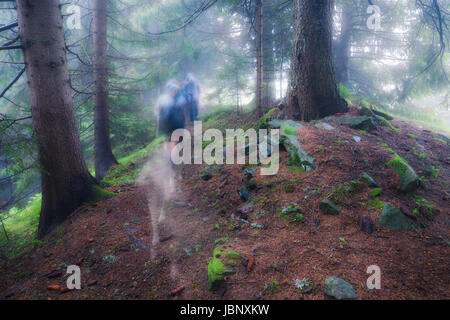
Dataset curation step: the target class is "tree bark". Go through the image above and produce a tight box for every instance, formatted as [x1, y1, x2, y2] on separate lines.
[262, 0, 275, 106]
[286, 0, 348, 121]
[335, 0, 353, 85]
[16, 0, 98, 238]
[255, 0, 263, 117]
[93, 0, 117, 180]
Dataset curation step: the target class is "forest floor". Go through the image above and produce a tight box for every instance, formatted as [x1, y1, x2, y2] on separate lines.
[0, 107, 449, 300]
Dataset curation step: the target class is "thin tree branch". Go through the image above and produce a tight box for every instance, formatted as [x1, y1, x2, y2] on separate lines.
[0, 68, 25, 99]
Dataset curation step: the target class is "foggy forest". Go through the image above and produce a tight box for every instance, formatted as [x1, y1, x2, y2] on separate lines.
[0, 0, 449, 302]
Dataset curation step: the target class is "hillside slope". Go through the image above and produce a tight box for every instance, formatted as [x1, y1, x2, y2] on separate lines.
[1, 107, 448, 300]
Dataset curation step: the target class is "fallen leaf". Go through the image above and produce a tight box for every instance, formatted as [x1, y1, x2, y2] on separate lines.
[47, 285, 61, 291]
[247, 256, 255, 272]
[170, 285, 185, 296]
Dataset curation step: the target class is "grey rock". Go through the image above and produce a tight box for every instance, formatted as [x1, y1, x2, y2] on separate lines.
[315, 122, 335, 131]
[379, 203, 417, 231]
[244, 168, 255, 180]
[386, 155, 420, 193]
[268, 120, 316, 171]
[362, 172, 379, 187]
[325, 116, 377, 131]
[324, 276, 357, 300]
[237, 204, 254, 220]
[237, 186, 250, 202]
[360, 106, 393, 120]
[360, 216, 374, 235]
[319, 199, 341, 215]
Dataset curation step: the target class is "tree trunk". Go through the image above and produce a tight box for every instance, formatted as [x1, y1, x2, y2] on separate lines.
[286, 0, 348, 121]
[16, 0, 98, 238]
[255, 0, 263, 117]
[262, 0, 275, 106]
[279, 34, 284, 99]
[93, 0, 117, 180]
[335, 0, 353, 85]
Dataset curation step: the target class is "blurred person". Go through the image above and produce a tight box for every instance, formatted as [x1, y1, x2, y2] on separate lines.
[156, 79, 186, 154]
[182, 73, 201, 123]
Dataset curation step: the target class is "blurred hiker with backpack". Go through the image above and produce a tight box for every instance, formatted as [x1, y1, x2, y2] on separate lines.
[182, 73, 201, 124]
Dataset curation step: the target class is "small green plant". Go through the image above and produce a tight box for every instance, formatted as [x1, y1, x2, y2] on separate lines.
[294, 278, 310, 293]
[369, 188, 383, 198]
[427, 166, 440, 179]
[288, 164, 306, 173]
[415, 196, 436, 221]
[228, 221, 237, 231]
[263, 280, 279, 294]
[368, 198, 385, 211]
[55, 225, 65, 237]
[316, 145, 325, 152]
[327, 181, 361, 205]
[283, 183, 295, 193]
[433, 137, 448, 145]
[215, 234, 231, 245]
[418, 153, 427, 160]
[292, 213, 304, 223]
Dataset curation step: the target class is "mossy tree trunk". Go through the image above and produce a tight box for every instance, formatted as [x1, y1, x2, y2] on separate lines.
[335, 0, 353, 85]
[93, 0, 117, 180]
[255, 0, 263, 117]
[16, 0, 98, 238]
[286, 0, 348, 121]
[262, 0, 276, 106]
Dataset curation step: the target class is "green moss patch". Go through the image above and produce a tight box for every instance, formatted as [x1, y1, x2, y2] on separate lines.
[386, 154, 420, 193]
[283, 126, 298, 136]
[90, 185, 116, 203]
[207, 244, 241, 291]
[102, 136, 165, 186]
[369, 188, 383, 198]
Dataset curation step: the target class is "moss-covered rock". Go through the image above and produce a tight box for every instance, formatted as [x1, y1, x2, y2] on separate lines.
[373, 115, 398, 131]
[314, 122, 335, 131]
[359, 106, 373, 117]
[386, 154, 420, 193]
[369, 188, 383, 198]
[320, 199, 341, 215]
[207, 244, 241, 291]
[360, 106, 393, 120]
[267, 120, 316, 171]
[325, 116, 377, 131]
[379, 203, 417, 231]
[362, 172, 379, 187]
[258, 108, 277, 129]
